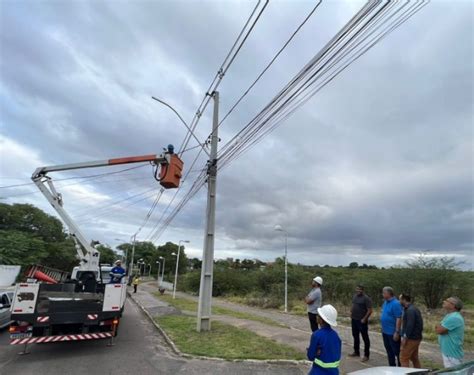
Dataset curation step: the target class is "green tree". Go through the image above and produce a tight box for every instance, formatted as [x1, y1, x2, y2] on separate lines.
[96, 245, 118, 265]
[405, 254, 464, 309]
[0, 229, 47, 265]
[0, 203, 66, 242]
[0, 203, 78, 271]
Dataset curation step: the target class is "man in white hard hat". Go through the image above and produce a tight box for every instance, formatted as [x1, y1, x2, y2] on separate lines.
[109, 260, 125, 284]
[305, 276, 323, 332]
[307, 304, 342, 374]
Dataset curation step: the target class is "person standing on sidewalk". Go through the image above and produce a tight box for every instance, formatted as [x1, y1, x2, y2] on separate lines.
[399, 293, 423, 368]
[307, 304, 342, 375]
[380, 286, 402, 367]
[349, 285, 372, 362]
[132, 275, 141, 293]
[436, 297, 465, 368]
[305, 276, 323, 332]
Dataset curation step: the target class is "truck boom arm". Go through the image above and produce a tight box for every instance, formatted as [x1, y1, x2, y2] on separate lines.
[32, 152, 171, 273]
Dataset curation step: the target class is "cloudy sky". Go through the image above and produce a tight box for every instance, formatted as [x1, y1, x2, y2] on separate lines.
[1, 0, 472, 268]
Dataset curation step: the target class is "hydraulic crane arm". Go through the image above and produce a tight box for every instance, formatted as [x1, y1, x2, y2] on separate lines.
[32, 149, 182, 273]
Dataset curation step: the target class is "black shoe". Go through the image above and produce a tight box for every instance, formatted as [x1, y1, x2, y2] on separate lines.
[348, 352, 360, 357]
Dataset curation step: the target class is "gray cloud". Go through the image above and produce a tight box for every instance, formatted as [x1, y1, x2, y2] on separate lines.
[1, 0, 472, 268]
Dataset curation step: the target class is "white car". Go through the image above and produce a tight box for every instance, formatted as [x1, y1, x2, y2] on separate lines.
[349, 368, 429, 375]
[348, 361, 474, 375]
[0, 290, 14, 329]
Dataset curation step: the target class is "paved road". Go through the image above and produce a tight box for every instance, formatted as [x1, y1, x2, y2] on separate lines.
[0, 299, 306, 375]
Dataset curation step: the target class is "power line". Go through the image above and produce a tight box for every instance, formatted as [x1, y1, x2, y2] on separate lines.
[217, 0, 323, 129]
[177, 0, 269, 156]
[150, 0, 429, 241]
[75, 188, 159, 223]
[144, 0, 269, 241]
[0, 164, 148, 191]
[218, 0, 429, 169]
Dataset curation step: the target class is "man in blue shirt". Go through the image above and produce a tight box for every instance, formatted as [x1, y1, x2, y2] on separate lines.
[436, 296, 465, 368]
[380, 286, 402, 367]
[109, 260, 126, 283]
[307, 304, 342, 374]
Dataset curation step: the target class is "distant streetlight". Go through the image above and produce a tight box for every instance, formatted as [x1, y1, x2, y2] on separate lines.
[274, 225, 288, 313]
[159, 256, 165, 282]
[114, 238, 126, 264]
[173, 240, 190, 299]
[138, 259, 144, 276]
[156, 261, 161, 286]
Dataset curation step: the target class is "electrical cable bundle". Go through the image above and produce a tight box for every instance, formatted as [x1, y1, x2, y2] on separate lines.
[149, 0, 429, 241]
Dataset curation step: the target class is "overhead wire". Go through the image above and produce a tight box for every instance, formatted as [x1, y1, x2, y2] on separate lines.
[150, 0, 429, 240]
[177, 0, 269, 156]
[218, 0, 429, 169]
[217, 0, 323, 129]
[143, 0, 269, 241]
[0, 164, 147, 189]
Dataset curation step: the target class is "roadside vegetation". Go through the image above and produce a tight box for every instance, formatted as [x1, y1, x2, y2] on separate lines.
[180, 256, 474, 350]
[155, 315, 304, 360]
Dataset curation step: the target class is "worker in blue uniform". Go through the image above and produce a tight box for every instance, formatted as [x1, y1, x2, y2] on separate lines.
[109, 260, 126, 283]
[307, 304, 342, 375]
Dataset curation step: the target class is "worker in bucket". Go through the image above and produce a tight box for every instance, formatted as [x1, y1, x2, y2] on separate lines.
[109, 260, 126, 283]
[307, 304, 342, 375]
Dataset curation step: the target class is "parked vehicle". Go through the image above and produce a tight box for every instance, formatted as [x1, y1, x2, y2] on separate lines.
[348, 361, 474, 375]
[0, 290, 14, 329]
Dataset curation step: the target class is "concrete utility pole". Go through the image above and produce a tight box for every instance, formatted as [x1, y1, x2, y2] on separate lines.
[159, 256, 165, 282]
[197, 91, 219, 332]
[130, 234, 136, 276]
[156, 261, 161, 285]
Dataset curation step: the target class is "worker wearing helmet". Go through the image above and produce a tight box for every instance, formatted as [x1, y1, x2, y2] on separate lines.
[305, 276, 323, 332]
[307, 304, 342, 374]
[109, 260, 125, 284]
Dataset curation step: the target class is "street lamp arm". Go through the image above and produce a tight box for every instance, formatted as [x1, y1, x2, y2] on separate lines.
[151, 96, 210, 157]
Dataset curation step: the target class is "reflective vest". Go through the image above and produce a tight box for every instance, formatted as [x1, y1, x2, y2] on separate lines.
[307, 326, 342, 374]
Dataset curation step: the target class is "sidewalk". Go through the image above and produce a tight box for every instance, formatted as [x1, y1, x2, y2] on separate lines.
[130, 282, 400, 374]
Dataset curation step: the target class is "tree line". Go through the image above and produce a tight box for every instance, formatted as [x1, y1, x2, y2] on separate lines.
[0, 203, 188, 280]
[180, 255, 473, 310]
[1, 203, 471, 310]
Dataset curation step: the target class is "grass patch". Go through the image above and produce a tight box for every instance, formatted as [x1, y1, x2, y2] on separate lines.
[153, 292, 198, 312]
[213, 305, 286, 328]
[155, 315, 305, 360]
[154, 292, 285, 328]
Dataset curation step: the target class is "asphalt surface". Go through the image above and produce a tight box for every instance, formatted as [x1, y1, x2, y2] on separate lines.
[0, 299, 307, 375]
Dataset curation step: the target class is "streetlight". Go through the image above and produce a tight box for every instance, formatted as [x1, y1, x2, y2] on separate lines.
[156, 261, 161, 286]
[130, 234, 137, 276]
[147, 264, 152, 277]
[114, 238, 126, 264]
[159, 256, 165, 282]
[274, 224, 288, 313]
[138, 259, 144, 276]
[173, 240, 190, 299]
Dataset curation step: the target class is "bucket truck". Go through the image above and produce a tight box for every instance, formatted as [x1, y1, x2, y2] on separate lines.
[9, 145, 183, 349]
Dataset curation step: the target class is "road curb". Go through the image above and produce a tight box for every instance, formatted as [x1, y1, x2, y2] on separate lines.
[127, 290, 182, 356]
[127, 290, 310, 366]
